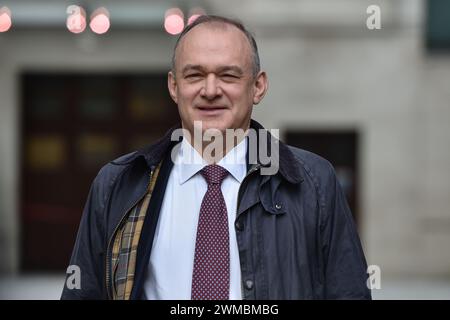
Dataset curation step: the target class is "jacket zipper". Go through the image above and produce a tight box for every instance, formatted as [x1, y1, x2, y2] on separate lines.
[235, 164, 260, 300]
[105, 166, 155, 300]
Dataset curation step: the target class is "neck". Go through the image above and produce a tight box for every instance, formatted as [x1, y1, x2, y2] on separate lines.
[184, 128, 248, 164]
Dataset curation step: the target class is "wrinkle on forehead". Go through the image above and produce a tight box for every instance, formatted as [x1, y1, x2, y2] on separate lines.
[174, 22, 253, 73]
[178, 21, 235, 46]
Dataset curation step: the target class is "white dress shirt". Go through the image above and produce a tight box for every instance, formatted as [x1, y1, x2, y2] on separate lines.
[143, 137, 247, 300]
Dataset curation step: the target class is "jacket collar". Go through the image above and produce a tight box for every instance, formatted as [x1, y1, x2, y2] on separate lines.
[121, 119, 303, 184]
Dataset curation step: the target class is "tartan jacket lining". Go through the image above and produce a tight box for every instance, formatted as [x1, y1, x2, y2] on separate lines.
[111, 162, 161, 300]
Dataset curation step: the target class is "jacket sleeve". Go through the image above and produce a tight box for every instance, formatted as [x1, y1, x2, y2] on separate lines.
[320, 163, 372, 300]
[60, 167, 110, 300]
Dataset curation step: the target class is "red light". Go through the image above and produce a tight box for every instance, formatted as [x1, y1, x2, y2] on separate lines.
[66, 5, 87, 34]
[188, 14, 201, 25]
[90, 7, 110, 34]
[164, 8, 184, 35]
[0, 7, 12, 32]
[188, 7, 205, 26]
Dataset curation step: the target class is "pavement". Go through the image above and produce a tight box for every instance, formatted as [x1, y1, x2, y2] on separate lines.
[0, 275, 449, 300]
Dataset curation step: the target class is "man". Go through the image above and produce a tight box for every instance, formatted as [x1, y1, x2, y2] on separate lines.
[61, 15, 371, 300]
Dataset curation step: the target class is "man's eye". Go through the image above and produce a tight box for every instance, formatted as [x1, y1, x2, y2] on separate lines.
[222, 74, 238, 79]
[186, 74, 201, 78]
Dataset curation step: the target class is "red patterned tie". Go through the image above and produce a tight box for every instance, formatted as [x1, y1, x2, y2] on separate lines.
[191, 164, 230, 300]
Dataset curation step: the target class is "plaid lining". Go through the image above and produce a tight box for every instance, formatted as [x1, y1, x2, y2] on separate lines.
[111, 162, 161, 300]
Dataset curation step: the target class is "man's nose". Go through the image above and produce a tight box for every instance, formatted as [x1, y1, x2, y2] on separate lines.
[200, 74, 222, 99]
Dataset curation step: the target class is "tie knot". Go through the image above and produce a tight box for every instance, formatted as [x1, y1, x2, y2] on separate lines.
[201, 164, 229, 185]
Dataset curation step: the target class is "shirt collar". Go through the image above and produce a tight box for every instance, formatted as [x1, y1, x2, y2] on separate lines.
[177, 137, 247, 185]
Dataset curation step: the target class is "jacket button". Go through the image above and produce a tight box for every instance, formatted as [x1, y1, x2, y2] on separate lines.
[275, 204, 282, 210]
[235, 221, 244, 231]
[245, 280, 254, 290]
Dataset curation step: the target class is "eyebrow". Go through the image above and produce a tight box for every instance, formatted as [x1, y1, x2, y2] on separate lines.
[181, 64, 244, 76]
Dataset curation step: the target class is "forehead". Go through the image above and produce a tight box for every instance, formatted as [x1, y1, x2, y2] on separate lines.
[175, 23, 252, 71]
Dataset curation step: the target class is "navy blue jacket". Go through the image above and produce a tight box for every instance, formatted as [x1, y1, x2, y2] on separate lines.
[61, 120, 371, 300]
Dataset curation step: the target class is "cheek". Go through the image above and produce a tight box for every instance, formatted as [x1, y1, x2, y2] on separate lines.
[230, 87, 253, 108]
[177, 85, 198, 103]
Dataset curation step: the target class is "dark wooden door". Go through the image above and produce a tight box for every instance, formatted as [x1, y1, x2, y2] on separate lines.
[20, 73, 179, 271]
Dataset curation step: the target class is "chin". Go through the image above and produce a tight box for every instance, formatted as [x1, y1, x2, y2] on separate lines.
[195, 119, 229, 132]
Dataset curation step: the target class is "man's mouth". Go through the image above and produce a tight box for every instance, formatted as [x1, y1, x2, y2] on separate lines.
[197, 106, 227, 110]
[196, 106, 228, 115]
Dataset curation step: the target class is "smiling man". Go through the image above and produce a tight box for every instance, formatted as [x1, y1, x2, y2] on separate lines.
[168, 18, 267, 139]
[61, 15, 371, 300]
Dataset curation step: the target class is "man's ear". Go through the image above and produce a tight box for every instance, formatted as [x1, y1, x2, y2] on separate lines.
[252, 71, 268, 105]
[168, 71, 178, 104]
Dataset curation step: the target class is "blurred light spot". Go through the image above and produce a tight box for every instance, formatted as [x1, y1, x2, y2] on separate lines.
[90, 7, 110, 34]
[66, 5, 86, 34]
[188, 14, 201, 25]
[0, 7, 12, 32]
[164, 8, 184, 35]
[188, 7, 205, 26]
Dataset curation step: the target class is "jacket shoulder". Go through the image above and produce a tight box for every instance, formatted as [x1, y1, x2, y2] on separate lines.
[92, 151, 140, 198]
[99, 151, 138, 176]
[285, 145, 339, 206]
[286, 145, 335, 181]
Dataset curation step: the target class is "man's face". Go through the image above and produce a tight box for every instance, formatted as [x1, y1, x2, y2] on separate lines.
[168, 23, 268, 137]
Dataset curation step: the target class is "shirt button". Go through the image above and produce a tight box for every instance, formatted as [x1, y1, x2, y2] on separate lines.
[245, 280, 254, 290]
[275, 203, 282, 210]
[235, 221, 244, 231]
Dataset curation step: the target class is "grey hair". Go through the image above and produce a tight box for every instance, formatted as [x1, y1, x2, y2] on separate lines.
[171, 15, 261, 78]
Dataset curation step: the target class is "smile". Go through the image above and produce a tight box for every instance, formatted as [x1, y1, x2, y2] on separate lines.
[196, 106, 228, 115]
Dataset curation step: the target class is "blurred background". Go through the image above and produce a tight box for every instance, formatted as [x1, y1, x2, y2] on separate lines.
[1, 0, 450, 299]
